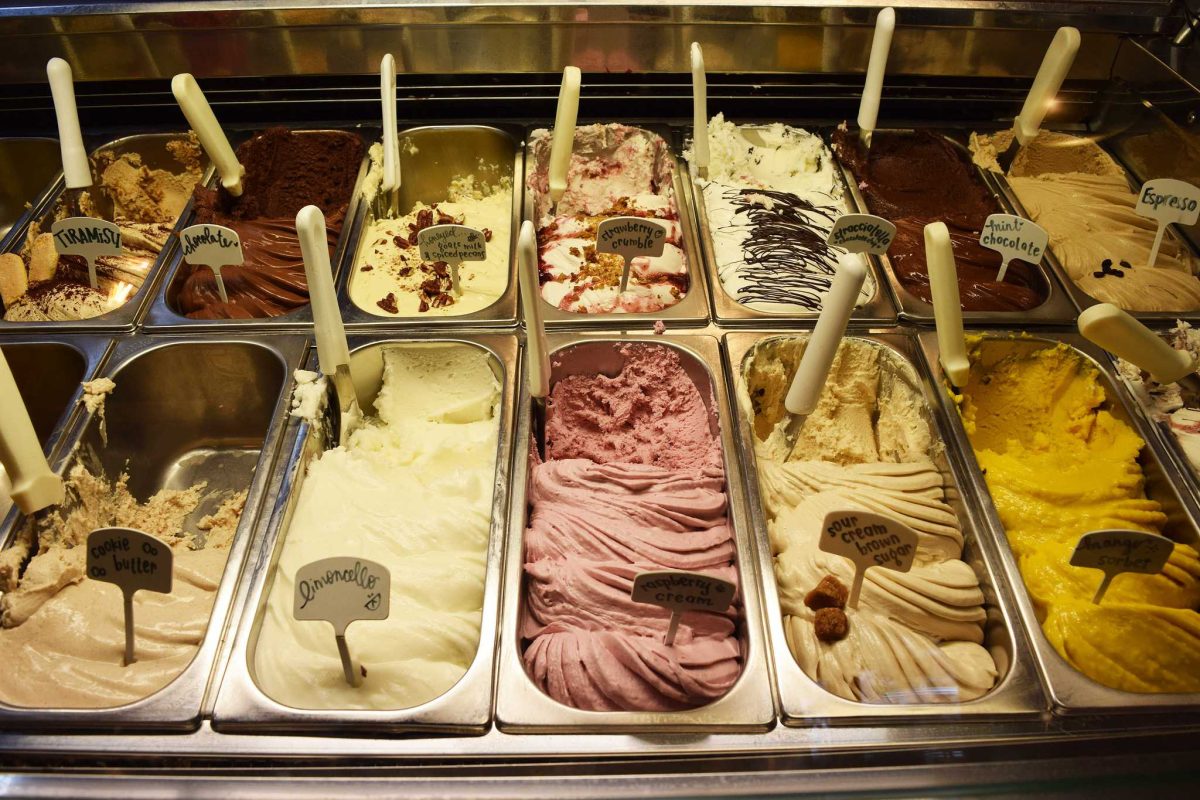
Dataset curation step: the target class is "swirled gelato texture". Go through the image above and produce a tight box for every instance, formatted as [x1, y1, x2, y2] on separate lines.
[521, 343, 743, 711]
[180, 128, 363, 320]
[956, 336, 1200, 693]
[970, 130, 1200, 313]
[739, 336, 998, 703]
[253, 344, 500, 710]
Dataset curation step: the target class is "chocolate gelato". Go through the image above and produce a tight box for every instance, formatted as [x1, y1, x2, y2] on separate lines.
[179, 128, 363, 320]
[832, 127, 1046, 312]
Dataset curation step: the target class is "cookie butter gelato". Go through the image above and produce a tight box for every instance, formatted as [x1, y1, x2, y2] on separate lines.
[739, 336, 997, 703]
[956, 336, 1200, 693]
[970, 130, 1200, 312]
[0, 465, 245, 708]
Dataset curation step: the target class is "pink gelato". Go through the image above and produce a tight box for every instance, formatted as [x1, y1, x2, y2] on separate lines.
[521, 343, 743, 711]
[527, 124, 689, 314]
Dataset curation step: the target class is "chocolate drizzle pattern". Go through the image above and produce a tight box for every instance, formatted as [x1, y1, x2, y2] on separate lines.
[712, 186, 843, 311]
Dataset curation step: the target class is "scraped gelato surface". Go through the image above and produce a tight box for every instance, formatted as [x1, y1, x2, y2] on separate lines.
[1, 133, 204, 322]
[956, 336, 1200, 693]
[832, 126, 1046, 312]
[254, 344, 500, 710]
[970, 130, 1200, 312]
[0, 465, 245, 708]
[738, 336, 997, 703]
[527, 124, 688, 314]
[1116, 321, 1200, 474]
[686, 114, 874, 313]
[521, 343, 743, 711]
[350, 143, 512, 316]
[180, 127, 363, 320]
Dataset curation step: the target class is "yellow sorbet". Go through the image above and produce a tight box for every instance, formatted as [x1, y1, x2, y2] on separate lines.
[956, 336, 1200, 693]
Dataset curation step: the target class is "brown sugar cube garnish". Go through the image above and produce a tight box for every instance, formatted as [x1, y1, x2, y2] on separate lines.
[804, 575, 849, 611]
[814, 607, 849, 642]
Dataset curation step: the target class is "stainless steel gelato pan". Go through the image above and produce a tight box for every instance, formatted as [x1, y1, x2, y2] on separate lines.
[496, 333, 775, 732]
[682, 124, 898, 327]
[212, 333, 516, 735]
[522, 123, 711, 329]
[0, 334, 303, 731]
[0, 132, 212, 333]
[724, 330, 1044, 725]
[340, 125, 521, 330]
[142, 127, 370, 333]
[0, 137, 62, 242]
[918, 330, 1200, 714]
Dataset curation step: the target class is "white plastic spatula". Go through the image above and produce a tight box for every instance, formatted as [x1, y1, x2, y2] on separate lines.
[172, 73, 245, 197]
[47, 58, 91, 192]
[993, 26, 1081, 172]
[782, 253, 868, 458]
[518, 220, 550, 453]
[690, 42, 709, 179]
[297, 205, 361, 446]
[857, 7, 896, 150]
[548, 66, 582, 212]
[926, 221, 971, 388]
[380, 53, 401, 214]
[1079, 303, 1200, 397]
[0, 348, 64, 515]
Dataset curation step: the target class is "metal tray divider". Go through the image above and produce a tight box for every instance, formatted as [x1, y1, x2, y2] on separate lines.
[521, 123, 711, 329]
[142, 127, 373, 333]
[211, 332, 517, 735]
[0, 333, 306, 732]
[720, 329, 1045, 725]
[495, 332, 776, 733]
[915, 328, 1200, 714]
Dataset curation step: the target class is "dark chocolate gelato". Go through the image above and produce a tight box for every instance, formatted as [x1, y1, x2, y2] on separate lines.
[180, 128, 363, 320]
[832, 127, 1046, 312]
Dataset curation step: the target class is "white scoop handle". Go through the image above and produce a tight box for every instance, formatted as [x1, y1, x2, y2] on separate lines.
[548, 67, 581, 206]
[785, 253, 868, 415]
[47, 58, 91, 190]
[172, 73, 245, 197]
[297, 206, 351, 376]
[1014, 27, 1081, 145]
[518, 220, 550, 399]
[1079, 303, 1195, 385]
[690, 43, 710, 173]
[381, 54, 400, 192]
[926, 222, 970, 387]
[856, 8, 895, 139]
[0, 348, 64, 514]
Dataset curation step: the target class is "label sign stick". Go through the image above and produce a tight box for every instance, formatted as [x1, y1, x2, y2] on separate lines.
[180, 223, 244, 304]
[293, 557, 390, 687]
[819, 510, 919, 608]
[631, 569, 735, 646]
[1070, 529, 1173, 604]
[596, 216, 668, 293]
[826, 213, 896, 255]
[1135, 178, 1200, 268]
[979, 214, 1048, 282]
[86, 527, 173, 666]
[417, 223, 488, 297]
[50, 218, 122, 290]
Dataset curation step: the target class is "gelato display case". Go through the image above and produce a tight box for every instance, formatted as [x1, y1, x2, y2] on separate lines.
[2, 1, 1200, 797]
